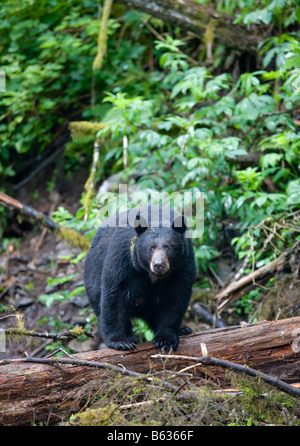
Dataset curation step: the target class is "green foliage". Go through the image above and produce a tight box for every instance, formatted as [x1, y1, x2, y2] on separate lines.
[86, 28, 299, 271]
[133, 319, 154, 342]
[0, 1, 90, 169]
[1, 0, 300, 274]
[2, 2, 300, 426]
[235, 288, 263, 318]
[38, 273, 80, 308]
[235, 0, 299, 27]
[0, 0, 149, 186]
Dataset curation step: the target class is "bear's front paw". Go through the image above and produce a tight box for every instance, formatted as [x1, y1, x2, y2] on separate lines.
[106, 337, 136, 351]
[153, 331, 179, 351]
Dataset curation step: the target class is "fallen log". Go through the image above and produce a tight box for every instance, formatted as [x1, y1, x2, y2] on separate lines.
[0, 191, 90, 251]
[215, 241, 300, 312]
[116, 0, 262, 53]
[190, 302, 226, 328]
[0, 316, 300, 425]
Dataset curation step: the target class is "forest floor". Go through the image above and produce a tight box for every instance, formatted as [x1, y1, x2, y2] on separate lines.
[1, 170, 300, 359]
[1, 172, 300, 426]
[0, 171, 97, 358]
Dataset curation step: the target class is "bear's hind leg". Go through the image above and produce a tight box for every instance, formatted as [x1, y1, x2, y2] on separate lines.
[179, 326, 193, 336]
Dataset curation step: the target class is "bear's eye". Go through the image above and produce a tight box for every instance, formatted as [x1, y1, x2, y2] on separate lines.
[150, 244, 157, 251]
[163, 243, 172, 250]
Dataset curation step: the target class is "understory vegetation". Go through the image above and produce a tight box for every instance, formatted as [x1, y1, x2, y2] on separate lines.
[0, 0, 300, 426]
[64, 371, 300, 427]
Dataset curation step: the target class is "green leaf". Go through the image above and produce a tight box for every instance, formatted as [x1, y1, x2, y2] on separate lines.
[47, 273, 77, 287]
[286, 180, 300, 205]
[260, 153, 283, 169]
[38, 291, 71, 309]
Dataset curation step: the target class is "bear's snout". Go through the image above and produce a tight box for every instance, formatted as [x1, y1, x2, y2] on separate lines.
[153, 261, 166, 274]
[150, 248, 170, 276]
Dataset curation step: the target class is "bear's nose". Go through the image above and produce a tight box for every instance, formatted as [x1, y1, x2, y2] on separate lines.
[153, 262, 166, 274]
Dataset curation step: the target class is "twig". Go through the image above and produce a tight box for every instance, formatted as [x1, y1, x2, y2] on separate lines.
[228, 252, 250, 285]
[35, 192, 60, 252]
[208, 264, 225, 288]
[119, 397, 166, 410]
[0, 355, 192, 399]
[215, 240, 300, 310]
[30, 340, 53, 358]
[44, 348, 76, 359]
[132, 10, 198, 64]
[13, 145, 65, 191]
[4, 328, 93, 341]
[151, 354, 300, 399]
[0, 314, 18, 321]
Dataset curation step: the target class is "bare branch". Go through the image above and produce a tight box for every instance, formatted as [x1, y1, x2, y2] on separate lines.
[152, 354, 300, 399]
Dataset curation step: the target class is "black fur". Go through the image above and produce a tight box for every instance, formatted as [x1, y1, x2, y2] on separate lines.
[84, 205, 196, 351]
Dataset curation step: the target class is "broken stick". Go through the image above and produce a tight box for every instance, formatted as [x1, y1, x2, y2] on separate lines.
[0, 191, 90, 251]
[215, 241, 300, 311]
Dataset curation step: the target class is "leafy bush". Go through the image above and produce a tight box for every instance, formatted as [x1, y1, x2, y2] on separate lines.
[0, 1, 147, 185]
[1, 0, 300, 275]
[85, 30, 300, 271]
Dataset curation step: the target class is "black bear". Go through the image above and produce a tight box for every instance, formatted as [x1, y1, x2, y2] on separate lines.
[84, 205, 196, 351]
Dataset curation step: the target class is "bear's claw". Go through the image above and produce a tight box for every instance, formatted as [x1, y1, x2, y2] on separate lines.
[153, 334, 178, 351]
[179, 326, 193, 336]
[107, 338, 136, 351]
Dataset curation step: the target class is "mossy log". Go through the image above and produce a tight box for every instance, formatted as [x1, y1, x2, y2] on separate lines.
[69, 121, 107, 141]
[0, 317, 300, 425]
[0, 191, 90, 251]
[116, 0, 262, 52]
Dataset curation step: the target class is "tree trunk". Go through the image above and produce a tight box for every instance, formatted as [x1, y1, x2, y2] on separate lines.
[0, 317, 300, 425]
[116, 0, 262, 52]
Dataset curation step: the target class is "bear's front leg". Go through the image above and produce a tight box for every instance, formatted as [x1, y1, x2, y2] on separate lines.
[153, 327, 180, 351]
[152, 273, 193, 351]
[153, 324, 193, 350]
[100, 316, 136, 351]
[105, 336, 136, 351]
[100, 287, 136, 351]
[152, 298, 187, 351]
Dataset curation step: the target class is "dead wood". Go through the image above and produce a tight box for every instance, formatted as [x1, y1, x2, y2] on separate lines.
[0, 191, 90, 251]
[215, 241, 300, 312]
[152, 354, 300, 399]
[116, 0, 263, 53]
[190, 302, 226, 328]
[4, 327, 93, 342]
[0, 316, 300, 425]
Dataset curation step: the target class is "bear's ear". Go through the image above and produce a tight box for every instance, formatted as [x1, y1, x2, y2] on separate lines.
[172, 215, 187, 234]
[134, 211, 148, 235]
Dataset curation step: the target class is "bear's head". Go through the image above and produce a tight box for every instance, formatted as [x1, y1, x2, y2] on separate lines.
[130, 207, 188, 278]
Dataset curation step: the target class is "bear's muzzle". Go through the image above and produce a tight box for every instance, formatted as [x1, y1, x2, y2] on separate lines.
[150, 248, 170, 276]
